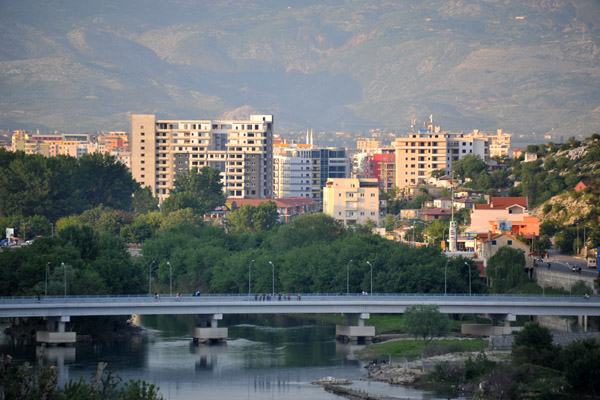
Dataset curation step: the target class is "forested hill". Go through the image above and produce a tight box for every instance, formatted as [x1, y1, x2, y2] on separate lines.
[0, 0, 599, 139]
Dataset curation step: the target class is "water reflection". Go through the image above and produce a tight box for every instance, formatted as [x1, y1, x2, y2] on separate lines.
[0, 316, 465, 399]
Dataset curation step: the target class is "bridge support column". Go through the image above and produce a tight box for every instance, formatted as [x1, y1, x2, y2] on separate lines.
[192, 314, 228, 345]
[336, 313, 375, 343]
[578, 315, 588, 332]
[36, 316, 76, 344]
[462, 313, 517, 336]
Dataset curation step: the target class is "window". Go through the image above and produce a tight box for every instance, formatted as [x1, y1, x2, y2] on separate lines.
[491, 240, 497, 245]
[508, 240, 513, 245]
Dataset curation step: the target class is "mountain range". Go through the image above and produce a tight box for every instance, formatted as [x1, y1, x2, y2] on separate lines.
[1, 0, 599, 141]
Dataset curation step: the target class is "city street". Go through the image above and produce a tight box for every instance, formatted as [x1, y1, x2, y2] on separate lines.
[535, 247, 597, 277]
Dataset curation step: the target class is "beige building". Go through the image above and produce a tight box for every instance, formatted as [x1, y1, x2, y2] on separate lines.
[131, 114, 273, 200]
[323, 178, 380, 227]
[466, 129, 512, 158]
[393, 132, 488, 190]
[356, 139, 382, 152]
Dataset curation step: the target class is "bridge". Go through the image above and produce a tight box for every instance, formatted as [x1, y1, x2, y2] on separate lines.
[2, 293, 598, 344]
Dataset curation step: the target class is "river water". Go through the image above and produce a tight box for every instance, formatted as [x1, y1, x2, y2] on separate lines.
[0, 315, 464, 399]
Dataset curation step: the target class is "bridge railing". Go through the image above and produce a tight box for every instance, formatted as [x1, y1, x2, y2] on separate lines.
[0, 292, 597, 304]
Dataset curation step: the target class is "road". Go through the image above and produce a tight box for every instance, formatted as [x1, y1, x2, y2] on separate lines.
[540, 247, 598, 277]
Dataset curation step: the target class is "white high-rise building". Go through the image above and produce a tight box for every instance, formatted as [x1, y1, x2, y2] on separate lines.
[273, 144, 350, 200]
[131, 114, 273, 199]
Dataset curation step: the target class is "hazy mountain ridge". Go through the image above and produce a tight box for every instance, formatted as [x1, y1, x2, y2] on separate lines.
[0, 0, 599, 138]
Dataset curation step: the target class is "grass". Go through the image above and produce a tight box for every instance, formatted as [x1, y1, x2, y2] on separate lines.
[357, 338, 489, 361]
[288, 313, 493, 334]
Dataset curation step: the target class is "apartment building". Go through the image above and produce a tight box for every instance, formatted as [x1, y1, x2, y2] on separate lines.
[466, 129, 512, 158]
[393, 132, 488, 190]
[364, 151, 395, 191]
[323, 178, 380, 227]
[273, 144, 350, 201]
[356, 139, 382, 152]
[131, 114, 273, 199]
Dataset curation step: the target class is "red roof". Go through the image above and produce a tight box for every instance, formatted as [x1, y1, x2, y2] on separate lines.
[420, 208, 452, 216]
[475, 197, 528, 210]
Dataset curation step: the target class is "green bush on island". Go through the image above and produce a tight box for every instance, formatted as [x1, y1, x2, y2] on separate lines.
[0, 354, 163, 400]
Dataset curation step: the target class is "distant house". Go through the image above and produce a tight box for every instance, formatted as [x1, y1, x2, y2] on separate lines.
[433, 197, 453, 209]
[474, 232, 532, 268]
[419, 208, 452, 221]
[574, 180, 594, 193]
[467, 196, 539, 238]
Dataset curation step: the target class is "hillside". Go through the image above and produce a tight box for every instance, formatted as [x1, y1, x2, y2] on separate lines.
[0, 0, 599, 139]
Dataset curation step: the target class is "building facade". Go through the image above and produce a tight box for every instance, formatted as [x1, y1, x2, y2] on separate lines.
[364, 152, 395, 190]
[323, 178, 380, 227]
[393, 132, 488, 190]
[131, 114, 273, 200]
[273, 145, 350, 201]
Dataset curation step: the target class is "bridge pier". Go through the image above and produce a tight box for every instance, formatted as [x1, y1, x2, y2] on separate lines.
[36, 316, 76, 344]
[192, 314, 228, 344]
[461, 313, 519, 336]
[335, 313, 375, 343]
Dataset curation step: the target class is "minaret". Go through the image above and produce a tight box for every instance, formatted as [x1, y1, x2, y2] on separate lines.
[448, 173, 457, 252]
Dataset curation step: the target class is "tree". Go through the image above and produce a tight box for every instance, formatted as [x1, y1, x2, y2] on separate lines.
[452, 154, 488, 182]
[561, 338, 600, 394]
[511, 321, 559, 368]
[426, 220, 448, 246]
[384, 214, 398, 232]
[226, 202, 278, 233]
[486, 246, 528, 293]
[161, 167, 225, 215]
[132, 186, 159, 215]
[403, 304, 449, 346]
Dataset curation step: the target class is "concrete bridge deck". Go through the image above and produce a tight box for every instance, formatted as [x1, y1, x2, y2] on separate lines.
[1, 293, 599, 318]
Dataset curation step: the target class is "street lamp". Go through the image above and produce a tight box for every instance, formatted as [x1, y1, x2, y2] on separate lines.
[464, 262, 471, 296]
[45, 262, 50, 297]
[444, 258, 450, 295]
[61, 262, 66, 297]
[167, 261, 172, 297]
[366, 261, 373, 295]
[249, 260, 255, 295]
[269, 261, 274, 297]
[346, 260, 353, 294]
[149, 260, 156, 295]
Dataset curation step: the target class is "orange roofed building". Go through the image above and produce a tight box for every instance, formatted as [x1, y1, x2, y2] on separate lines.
[466, 197, 539, 238]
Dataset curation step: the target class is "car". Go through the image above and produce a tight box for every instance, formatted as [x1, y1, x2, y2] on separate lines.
[572, 266, 582, 273]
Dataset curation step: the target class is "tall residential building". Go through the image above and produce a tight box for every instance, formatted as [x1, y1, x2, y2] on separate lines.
[131, 114, 273, 199]
[364, 151, 395, 191]
[323, 178, 380, 227]
[466, 129, 512, 158]
[393, 132, 488, 190]
[273, 144, 350, 200]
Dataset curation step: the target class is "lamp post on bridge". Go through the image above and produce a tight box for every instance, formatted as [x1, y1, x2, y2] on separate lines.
[269, 261, 274, 297]
[464, 261, 471, 296]
[45, 262, 50, 297]
[249, 259, 255, 295]
[61, 262, 66, 297]
[366, 261, 373, 295]
[149, 260, 156, 295]
[346, 260, 353, 294]
[167, 261, 172, 297]
[444, 258, 450, 296]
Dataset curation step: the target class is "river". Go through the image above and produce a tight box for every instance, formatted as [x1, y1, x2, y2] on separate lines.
[0, 315, 464, 399]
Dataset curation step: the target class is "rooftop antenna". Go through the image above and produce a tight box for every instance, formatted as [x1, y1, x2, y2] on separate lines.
[411, 115, 416, 133]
